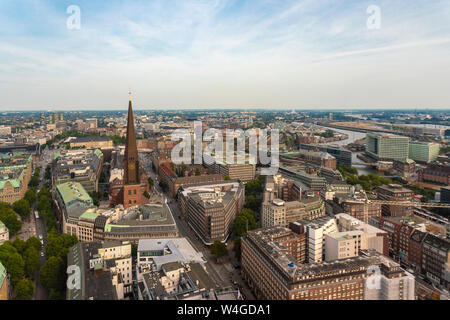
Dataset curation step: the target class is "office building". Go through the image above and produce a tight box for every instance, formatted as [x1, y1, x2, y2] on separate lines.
[0, 152, 33, 204]
[52, 148, 103, 193]
[69, 136, 113, 149]
[366, 133, 409, 162]
[299, 144, 352, 166]
[377, 184, 414, 217]
[67, 241, 132, 300]
[261, 197, 325, 228]
[179, 181, 245, 244]
[409, 141, 440, 163]
[241, 227, 414, 300]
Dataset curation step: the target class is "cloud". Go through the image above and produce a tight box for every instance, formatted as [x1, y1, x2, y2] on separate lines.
[0, 0, 449, 110]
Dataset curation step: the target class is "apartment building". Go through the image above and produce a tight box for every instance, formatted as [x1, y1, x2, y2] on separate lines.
[418, 158, 450, 186]
[370, 215, 426, 262]
[422, 233, 450, 289]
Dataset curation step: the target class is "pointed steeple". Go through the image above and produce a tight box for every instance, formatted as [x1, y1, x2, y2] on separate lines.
[123, 90, 140, 185]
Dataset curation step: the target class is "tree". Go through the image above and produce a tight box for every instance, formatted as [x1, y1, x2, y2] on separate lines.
[89, 192, 100, 207]
[148, 177, 154, 188]
[46, 231, 78, 261]
[233, 237, 242, 261]
[45, 165, 51, 180]
[224, 176, 231, 181]
[24, 246, 40, 278]
[25, 237, 42, 252]
[3, 252, 25, 286]
[13, 199, 31, 219]
[24, 188, 37, 205]
[210, 240, 228, 262]
[0, 205, 22, 235]
[39, 256, 64, 293]
[159, 180, 168, 192]
[143, 191, 150, 199]
[232, 209, 257, 237]
[14, 279, 35, 300]
[245, 195, 260, 212]
[12, 238, 27, 255]
[195, 168, 201, 176]
[245, 178, 263, 196]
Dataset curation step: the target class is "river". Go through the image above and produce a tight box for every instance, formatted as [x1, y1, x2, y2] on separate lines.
[318, 125, 377, 175]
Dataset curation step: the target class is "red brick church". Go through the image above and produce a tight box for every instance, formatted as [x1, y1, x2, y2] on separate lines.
[109, 92, 150, 208]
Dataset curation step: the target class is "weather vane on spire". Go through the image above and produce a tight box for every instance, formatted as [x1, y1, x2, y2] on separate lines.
[129, 89, 132, 101]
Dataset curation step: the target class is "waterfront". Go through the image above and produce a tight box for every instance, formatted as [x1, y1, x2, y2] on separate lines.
[318, 125, 376, 175]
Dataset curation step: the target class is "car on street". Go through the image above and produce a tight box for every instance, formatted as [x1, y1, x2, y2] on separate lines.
[38, 234, 43, 240]
[40, 251, 44, 257]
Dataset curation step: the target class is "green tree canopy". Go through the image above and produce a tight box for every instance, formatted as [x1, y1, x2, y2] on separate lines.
[0, 204, 22, 235]
[24, 246, 40, 278]
[244, 195, 260, 212]
[13, 199, 31, 219]
[210, 240, 228, 260]
[1, 252, 25, 286]
[39, 256, 64, 293]
[232, 209, 257, 238]
[14, 278, 35, 300]
[12, 238, 27, 255]
[233, 237, 242, 261]
[25, 236, 42, 252]
[24, 188, 37, 205]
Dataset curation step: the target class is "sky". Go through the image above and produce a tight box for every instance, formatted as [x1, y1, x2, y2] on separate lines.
[0, 0, 450, 111]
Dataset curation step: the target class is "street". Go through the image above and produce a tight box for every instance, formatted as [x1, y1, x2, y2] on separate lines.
[32, 146, 57, 300]
[139, 152, 255, 300]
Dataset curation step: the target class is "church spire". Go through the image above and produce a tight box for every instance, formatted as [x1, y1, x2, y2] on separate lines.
[123, 90, 140, 185]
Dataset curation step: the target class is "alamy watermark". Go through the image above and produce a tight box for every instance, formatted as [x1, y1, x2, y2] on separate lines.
[170, 121, 279, 176]
[67, 5, 81, 30]
[367, 5, 381, 30]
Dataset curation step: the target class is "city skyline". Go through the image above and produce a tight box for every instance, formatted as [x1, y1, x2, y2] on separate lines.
[1, 0, 450, 110]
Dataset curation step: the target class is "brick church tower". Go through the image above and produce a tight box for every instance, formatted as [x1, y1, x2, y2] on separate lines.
[122, 91, 143, 208]
[109, 91, 150, 208]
